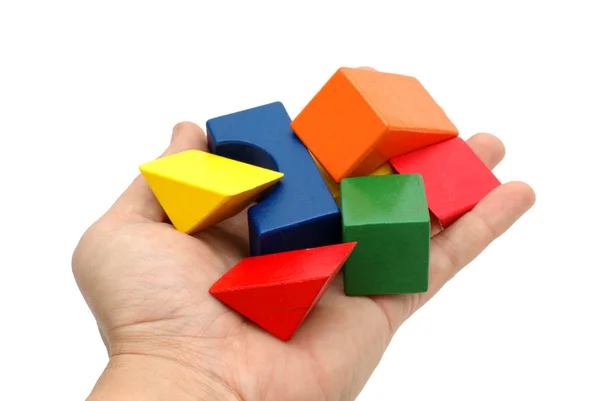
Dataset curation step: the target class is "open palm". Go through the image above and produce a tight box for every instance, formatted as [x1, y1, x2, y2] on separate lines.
[72, 122, 535, 401]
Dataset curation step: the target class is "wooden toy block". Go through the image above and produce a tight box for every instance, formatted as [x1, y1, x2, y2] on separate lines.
[312, 154, 394, 206]
[209, 242, 357, 341]
[139, 149, 283, 234]
[341, 175, 430, 295]
[206, 102, 341, 256]
[390, 137, 501, 228]
[312, 153, 341, 204]
[371, 162, 395, 176]
[291, 67, 458, 183]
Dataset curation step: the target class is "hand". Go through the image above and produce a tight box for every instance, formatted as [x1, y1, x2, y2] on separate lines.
[72, 122, 535, 400]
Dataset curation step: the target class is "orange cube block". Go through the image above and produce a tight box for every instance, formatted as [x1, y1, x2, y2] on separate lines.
[291, 67, 459, 183]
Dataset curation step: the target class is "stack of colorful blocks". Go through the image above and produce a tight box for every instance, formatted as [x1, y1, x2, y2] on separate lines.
[139, 67, 501, 341]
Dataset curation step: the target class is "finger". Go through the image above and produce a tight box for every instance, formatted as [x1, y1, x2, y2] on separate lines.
[430, 132, 506, 235]
[373, 181, 536, 332]
[428, 181, 535, 291]
[160, 121, 209, 157]
[429, 210, 443, 235]
[106, 122, 208, 223]
[465, 132, 506, 168]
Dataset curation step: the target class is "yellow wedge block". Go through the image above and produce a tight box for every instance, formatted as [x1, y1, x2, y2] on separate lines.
[139, 150, 283, 234]
[311, 154, 394, 206]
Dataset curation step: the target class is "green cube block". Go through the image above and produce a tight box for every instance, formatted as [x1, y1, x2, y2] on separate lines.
[340, 174, 430, 295]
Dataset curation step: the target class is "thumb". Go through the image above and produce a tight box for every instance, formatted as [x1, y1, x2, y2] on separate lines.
[161, 121, 209, 157]
[106, 122, 208, 223]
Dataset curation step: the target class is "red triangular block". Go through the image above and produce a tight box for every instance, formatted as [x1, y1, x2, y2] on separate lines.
[209, 242, 357, 341]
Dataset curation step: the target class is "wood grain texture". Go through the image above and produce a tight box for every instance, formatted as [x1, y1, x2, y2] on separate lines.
[209, 243, 357, 341]
[390, 137, 501, 227]
[292, 67, 458, 183]
[341, 174, 430, 295]
[207, 102, 341, 256]
[139, 150, 283, 234]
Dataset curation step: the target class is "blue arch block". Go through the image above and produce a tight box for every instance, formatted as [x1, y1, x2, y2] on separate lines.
[206, 101, 341, 256]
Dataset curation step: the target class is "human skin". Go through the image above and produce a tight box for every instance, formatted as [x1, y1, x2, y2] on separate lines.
[72, 121, 535, 401]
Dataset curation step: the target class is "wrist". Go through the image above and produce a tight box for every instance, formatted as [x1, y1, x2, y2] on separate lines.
[87, 354, 241, 401]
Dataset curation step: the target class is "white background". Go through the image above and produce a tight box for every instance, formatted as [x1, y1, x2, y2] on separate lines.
[1, 1, 598, 400]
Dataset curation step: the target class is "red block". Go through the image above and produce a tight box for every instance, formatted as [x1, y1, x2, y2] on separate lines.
[390, 137, 501, 227]
[209, 242, 357, 341]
